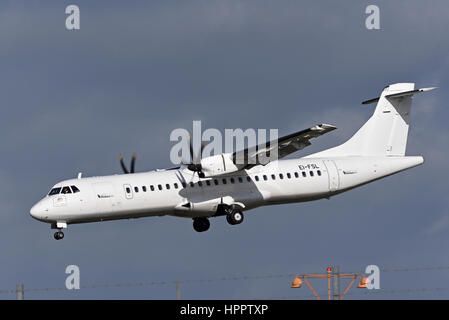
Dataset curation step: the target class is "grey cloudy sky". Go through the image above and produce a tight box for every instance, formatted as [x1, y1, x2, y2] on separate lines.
[1, 0, 449, 299]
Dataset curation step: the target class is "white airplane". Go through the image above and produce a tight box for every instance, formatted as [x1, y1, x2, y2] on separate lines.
[30, 83, 436, 240]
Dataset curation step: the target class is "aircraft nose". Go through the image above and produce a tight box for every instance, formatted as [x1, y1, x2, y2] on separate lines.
[30, 203, 41, 220]
[30, 200, 48, 221]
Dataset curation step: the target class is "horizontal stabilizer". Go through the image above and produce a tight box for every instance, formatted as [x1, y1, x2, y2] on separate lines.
[362, 87, 437, 105]
[361, 97, 380, 105]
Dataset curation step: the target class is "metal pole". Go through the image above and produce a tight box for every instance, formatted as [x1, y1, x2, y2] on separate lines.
[175, 280, 181, 300]
[303, 277, 320, 300]
[16, 283, 24, 300]
[332, 266, 340, 300]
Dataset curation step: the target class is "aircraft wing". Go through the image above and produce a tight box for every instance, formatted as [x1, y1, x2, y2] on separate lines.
[232, 124, 336, 169]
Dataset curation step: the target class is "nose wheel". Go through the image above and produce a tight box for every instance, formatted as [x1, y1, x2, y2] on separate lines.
[51, 222, 67, 240]
[54, 231, 64, 240]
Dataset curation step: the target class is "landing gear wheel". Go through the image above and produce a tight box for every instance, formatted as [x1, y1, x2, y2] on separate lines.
[54, 231, 64, 240]
[226, 210, 244, 225]
[193, 218, 210, 232]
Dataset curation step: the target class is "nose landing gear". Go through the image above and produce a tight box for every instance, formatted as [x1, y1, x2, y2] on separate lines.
[51, 222, 67, 240]
[54, 231, 64, 240]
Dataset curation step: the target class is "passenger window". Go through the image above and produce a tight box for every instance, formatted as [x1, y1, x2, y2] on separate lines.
[222, 178, 227, 184]
[214, 179, 219, 185]
[310, 171, 314, 177]
[126, 187, 131, 193]
[70, 185, 80, 193]
[198, 181, 203, 187]
[61, 186, 72, 194]
[279, 174, 284, 179]
[134, 187, 139, 193]
[294, 172, 299, 178]
[271, 174, 276, 180]
[158, 185, 162, 190]
[317, 170, 321, 176]
[142, 186, 147, 192]
[189, 182, 194, 188]
[263, 175, 267, 181]
[255, 176, 259, 181]
[206, 180, 211, 186]
[166, 184, 170, 190]
[182, 182, 186, 188]
[302, 171, 307, 177]
[238, 177, 243, 183]
[174, 183, 179, 189]
[246, 176, 251, 182]
[150, 185, 155, 191]
[286, 173, 291, 179]
[230, 178, 235, 184]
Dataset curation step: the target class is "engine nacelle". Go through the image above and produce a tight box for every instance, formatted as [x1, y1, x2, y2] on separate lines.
[200, 153, 240, 177]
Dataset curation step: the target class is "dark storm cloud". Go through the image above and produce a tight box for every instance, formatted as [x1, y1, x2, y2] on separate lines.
[0, 0, 448, 299]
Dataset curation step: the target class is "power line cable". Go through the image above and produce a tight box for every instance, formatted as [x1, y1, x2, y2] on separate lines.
[1, 265, 448, 296]
[266, 287, 449, 300]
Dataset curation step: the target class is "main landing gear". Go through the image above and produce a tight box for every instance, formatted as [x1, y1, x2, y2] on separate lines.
[226, 209, 244, 225]
[193, 217, 210, 232]
[192, 207, 245, 233]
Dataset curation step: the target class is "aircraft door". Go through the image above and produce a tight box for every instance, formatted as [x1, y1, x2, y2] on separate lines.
[123, 184, 133, 199]
[323, 160, 340, 192]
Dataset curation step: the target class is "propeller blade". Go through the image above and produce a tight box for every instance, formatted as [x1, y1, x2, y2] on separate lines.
[175, 170, 187, 186]
[200, 141, 207, 160]
[188, 135, 194, 164]
[119, 154, 129, 174]
[130, 153, 137, 173]
[185, 133, 205, 174]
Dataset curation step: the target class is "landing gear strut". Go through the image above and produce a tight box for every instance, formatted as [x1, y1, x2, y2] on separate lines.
[51, 222, 67, 240]
[54, 231, 64, 240]
[226, 208, 244, 225]
[193, 217, 210, 232]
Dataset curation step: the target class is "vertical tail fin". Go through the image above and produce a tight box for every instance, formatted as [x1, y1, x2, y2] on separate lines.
[309, 83, 436, 157]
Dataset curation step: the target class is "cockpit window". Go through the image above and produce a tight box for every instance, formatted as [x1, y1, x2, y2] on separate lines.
[61, 186, 72, 194]
[48, 187, 61, 195]
[71, 185, 80, 193]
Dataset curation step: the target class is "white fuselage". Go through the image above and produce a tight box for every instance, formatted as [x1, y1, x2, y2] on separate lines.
[30, 156, 423, 225]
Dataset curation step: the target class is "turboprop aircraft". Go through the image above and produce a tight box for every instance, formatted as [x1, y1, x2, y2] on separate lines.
[30, 83, 436, 240]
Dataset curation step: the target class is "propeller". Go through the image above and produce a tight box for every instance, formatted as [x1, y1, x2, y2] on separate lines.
[119, 153, 137, 174]
[184, 136, 206, 178]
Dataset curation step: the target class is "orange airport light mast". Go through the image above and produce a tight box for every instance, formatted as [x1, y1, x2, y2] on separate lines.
[291, 266, 369, 300]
